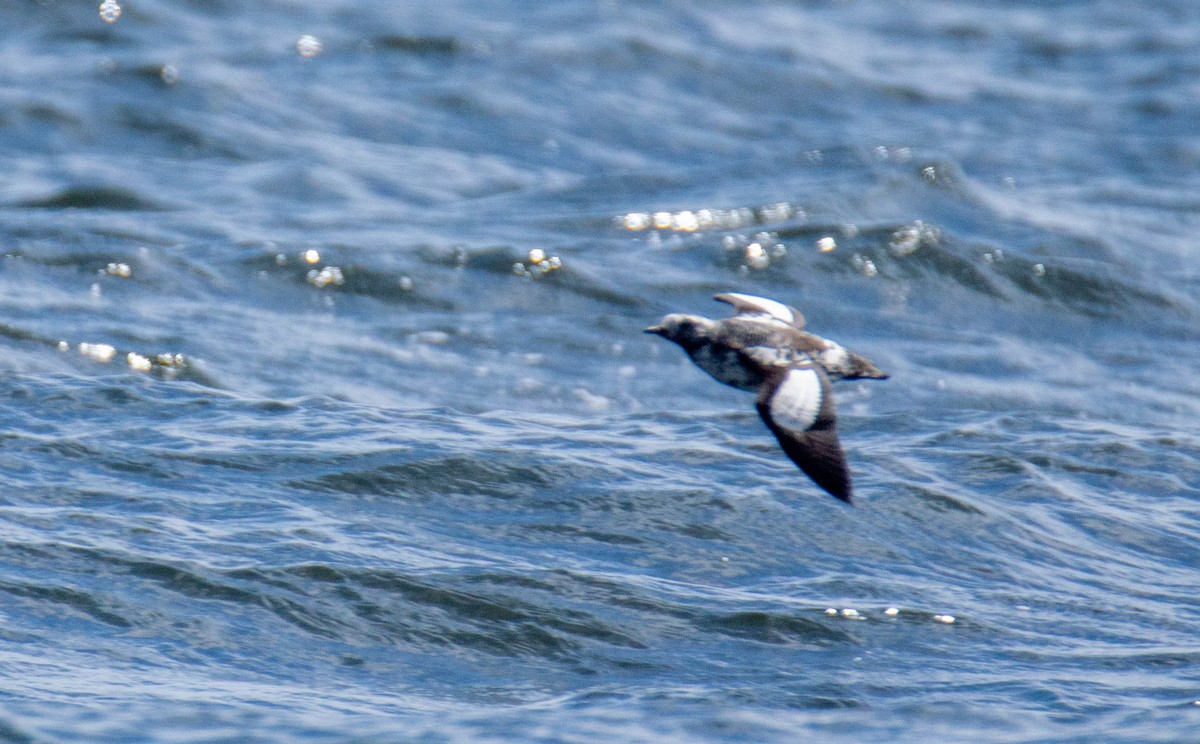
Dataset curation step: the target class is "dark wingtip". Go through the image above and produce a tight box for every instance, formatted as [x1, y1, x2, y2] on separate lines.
[844, 368, 889, 381]
[841, 351, 890, 381]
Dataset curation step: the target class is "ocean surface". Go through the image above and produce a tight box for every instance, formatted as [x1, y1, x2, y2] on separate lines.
[1, 1, 1198, 741]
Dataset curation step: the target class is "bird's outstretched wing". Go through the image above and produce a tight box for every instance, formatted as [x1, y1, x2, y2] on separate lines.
[754, 363, 853, 503]
[714, 293, 806, 330]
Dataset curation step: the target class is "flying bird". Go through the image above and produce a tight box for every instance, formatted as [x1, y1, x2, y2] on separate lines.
[645, 293, 888, 503]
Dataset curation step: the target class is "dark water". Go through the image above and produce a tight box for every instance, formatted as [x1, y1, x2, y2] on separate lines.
[1, 1, 1199, 741]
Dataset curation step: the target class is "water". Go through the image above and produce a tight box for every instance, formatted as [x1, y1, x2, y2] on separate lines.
[1, 1, 1199, 741]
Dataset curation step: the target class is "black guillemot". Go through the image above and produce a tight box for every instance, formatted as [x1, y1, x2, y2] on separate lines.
[645, 293, 888, 504]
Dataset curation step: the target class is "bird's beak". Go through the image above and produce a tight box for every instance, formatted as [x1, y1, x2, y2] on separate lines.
[644, 325, 665, 335]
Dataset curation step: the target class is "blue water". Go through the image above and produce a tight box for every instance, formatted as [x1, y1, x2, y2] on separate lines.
[1, 1, 1199, 741]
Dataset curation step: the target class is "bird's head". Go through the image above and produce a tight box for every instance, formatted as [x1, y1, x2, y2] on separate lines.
[644, 313, 713, 351]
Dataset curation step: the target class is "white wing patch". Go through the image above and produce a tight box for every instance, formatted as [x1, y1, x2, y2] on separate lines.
[745, 345, 797, 368]
[723, 293, 797, 325]
[817, 344, 850, 374]
[768, 368, 822, 433]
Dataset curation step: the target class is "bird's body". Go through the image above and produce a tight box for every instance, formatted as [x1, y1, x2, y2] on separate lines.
[646, 293, 888, 503]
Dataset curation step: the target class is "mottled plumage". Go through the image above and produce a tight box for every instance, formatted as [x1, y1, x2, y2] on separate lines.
[645, 293, 888, 503]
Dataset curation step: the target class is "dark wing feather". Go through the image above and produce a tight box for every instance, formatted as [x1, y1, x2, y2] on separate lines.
[760, 421, 853, 503]
[755, 366, 853, 504]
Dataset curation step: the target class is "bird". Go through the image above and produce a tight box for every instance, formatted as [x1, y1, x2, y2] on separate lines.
[644, 293, 888, 503]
